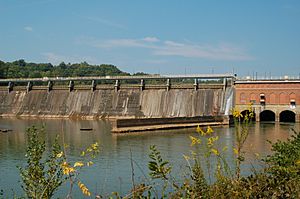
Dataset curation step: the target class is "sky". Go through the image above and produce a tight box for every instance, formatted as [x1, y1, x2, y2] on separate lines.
[0, 0, 300, 77]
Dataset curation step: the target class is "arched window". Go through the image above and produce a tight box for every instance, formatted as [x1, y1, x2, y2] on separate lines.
[240, 93, 247, 104]
[269, 93, 276, 104]
[250, 93, 256, 104]
[289, 93, 296, 108]
[289, 93, 296, 101]
[279, 92, 287, 104]
[260, 93, 265, 105]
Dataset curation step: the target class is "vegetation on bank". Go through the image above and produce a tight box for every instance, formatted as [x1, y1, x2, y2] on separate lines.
[0, 59, 226, 87]
[15, 126, 100, 199]
[1, 107, 299, 198]
[0, 60, 223, 85]
[0, 59, 130, 79]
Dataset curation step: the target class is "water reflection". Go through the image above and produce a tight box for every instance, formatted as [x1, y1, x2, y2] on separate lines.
[0, 118, 299, 197]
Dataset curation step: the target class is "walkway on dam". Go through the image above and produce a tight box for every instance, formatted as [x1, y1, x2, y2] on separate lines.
[0, 74, 235, 83]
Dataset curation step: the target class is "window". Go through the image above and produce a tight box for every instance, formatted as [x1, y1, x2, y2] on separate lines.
[260, 94, 265, 105]
[290, 99, 296, 108]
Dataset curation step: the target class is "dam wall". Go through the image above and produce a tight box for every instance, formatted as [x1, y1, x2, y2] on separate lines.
[0, 88, 232, 119]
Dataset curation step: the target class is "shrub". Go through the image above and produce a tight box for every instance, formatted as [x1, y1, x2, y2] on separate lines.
[18, 126, 64, 198]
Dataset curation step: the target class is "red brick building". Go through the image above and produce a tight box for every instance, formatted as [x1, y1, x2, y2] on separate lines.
[235, 80, 300, 122]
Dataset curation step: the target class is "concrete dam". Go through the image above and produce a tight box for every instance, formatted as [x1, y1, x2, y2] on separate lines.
[0, 88, 234, 118]
[0, 74, 234, 132]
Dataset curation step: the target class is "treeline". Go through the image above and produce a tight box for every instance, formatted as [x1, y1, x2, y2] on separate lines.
[0, 59, 132, 79]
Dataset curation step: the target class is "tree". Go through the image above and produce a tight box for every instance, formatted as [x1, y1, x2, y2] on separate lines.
[58, 62, 67, 69]
[0, 59, 130, 78]
[13, 59, 26, 67]
[18, 126, 65, 198]
[0, 60, 5, 78]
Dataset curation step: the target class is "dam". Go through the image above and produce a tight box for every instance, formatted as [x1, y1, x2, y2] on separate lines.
[0, 74, 234, 131]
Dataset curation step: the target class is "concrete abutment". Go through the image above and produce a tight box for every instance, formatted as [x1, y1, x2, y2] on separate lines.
[236, 104, 300, 123]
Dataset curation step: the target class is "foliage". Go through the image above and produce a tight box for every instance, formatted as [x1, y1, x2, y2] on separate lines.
[147, 145, 177, 198]
[125, 106, 300, 198]
[18, 126, 65, 199]
[148, 145, 171, 180]
[0, 59, 129, 80]
[231, 105, 254, 178]
[63, 142, 100, 198]
[262, 129, 300, 197]
[265, 129, 300, 174]
[18, 126, 99, 199]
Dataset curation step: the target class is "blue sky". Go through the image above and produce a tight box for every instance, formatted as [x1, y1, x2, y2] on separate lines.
[0, 0, 300, 76]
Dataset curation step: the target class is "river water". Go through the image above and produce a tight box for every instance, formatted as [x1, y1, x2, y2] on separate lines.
[0, 118, 299, 197]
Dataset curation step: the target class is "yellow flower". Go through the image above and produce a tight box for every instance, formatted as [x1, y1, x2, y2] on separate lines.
[68, 167, 75, 173]
[249, 111, 254, 119]
[62, 161, 68, 167]
[56, 151, 63, 158]
[91, 142, 99, 150]
[78, 181, 91, 196]
[232, 108, 243, 118]
[217, 164, 221, 171]
[61, 162, 75, 175]
[222, 146, 228, 152]
[206, 126, 214, 135]
[74, 161, 84, 167]
[207, 136, 219, 146]
[80, 151, 85, 157]
[211, 148, 219, 156]
[63, 167, 75, 175]
[87, 161, 94, 166]
[189, 136, 201, 146]
[196, 125, 206, 136]
[233, 148, 239, 155]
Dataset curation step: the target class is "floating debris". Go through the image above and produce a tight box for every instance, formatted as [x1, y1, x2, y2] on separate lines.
[80, 128, 93, 131]
[0, 129, 12, 133]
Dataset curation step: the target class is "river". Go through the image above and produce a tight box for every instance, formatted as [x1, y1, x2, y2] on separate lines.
[0, 118, 299, 197]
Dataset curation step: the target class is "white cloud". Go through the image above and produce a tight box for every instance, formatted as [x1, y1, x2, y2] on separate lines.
[143, 37, 160, 42]
[155, 42, 253, 61]
[24, 26, 33, 32]
[76, 37, 158, 49]
[164, 40, 184, 47]
[103, 39, 148, 48]
[79, 36, 253, 61]
[41, 52, 98, 65]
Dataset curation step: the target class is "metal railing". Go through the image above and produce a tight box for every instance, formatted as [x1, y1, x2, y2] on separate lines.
[237, 75, 300, 81]
[0, 74, 235, 83]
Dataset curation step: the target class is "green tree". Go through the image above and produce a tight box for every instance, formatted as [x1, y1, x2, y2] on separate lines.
[0, 60, 5, 78]
[0, 59, 132, 81]
[18, 126, 65, 198]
